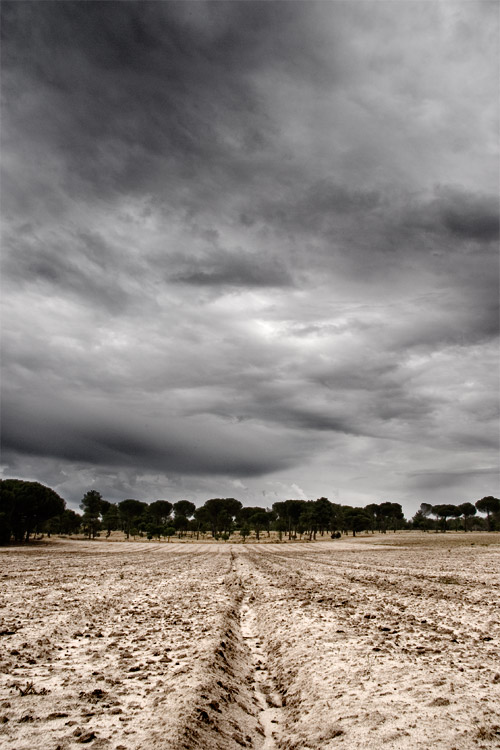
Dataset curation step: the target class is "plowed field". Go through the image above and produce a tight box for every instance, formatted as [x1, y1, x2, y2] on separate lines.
[1, 534, 499, 749]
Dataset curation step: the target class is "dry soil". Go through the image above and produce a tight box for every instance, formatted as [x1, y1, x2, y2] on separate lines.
[1, 533, 499, 749]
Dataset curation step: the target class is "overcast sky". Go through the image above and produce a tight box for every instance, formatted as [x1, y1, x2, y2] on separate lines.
[1, 1, 498, 516]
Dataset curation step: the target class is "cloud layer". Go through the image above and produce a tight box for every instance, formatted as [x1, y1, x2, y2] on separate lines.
[1, 1, 498, 513]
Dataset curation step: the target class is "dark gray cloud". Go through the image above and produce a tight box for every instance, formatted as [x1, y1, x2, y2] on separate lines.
[170, 248, 294, 288]
[404, 466, 500, 492]
[438, 188, 499, 242]
[1, 1, 498, 513]
[1, 389, 293, 478]
[1, 1, 293, 210]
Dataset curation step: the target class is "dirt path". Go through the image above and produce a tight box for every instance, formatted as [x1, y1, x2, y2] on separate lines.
[235, 552, 283, 750]
[1, 536, 499, 749]
[239, 599, 281, 749]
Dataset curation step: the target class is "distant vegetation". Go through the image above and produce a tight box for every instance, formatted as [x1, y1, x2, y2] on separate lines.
[0, 478, 498, 545]
[412, 497, 500, 533]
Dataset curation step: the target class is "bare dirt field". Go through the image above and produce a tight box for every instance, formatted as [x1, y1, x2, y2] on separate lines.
[1, 533, 499, 750]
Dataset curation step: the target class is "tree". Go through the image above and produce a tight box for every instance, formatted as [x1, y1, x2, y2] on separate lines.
[172, 501, 195, 537]
[276, 519, 287, 541]
[391, 503, 405, 532]
[420, 503, 433, 517]
[412, 503, 434, 531]
[164, 525, 176, 541]
[377, 502, 393, 533]
[99, 499, 112, 517]
[287, 500, 306, 539]
[297, 501, 319, 540]
[266, 509, 277, 537]
[249, 510, 270, 541]
[0, 512, 11, 545]
[412, 509, 426, 530]
[313, 497, 332, 536]
[379, 502, 405, 533]
[238, 506, 263, 524]
[237, 506, 272, 538]
[80, 490, 103, 539]
[457, 502, 476, 532]
[432, 504, 459, 532]
[61, 508, 82, 535]
[272, 500, 305, 539]
[102, 504, 119, 536]
[449, 505, 462, 531]
[296, 514, 307, 540]
[119, 499, 147, 539]
[475, 496, 500, 531]
[173, 500, 195, 519]
[173, 514, 189, 537]
[193, 506, 210, 540]
[202, 498, 242, 537]
[493, 501, 500, 531]
[364, 503, 380, 533]
[299, 497, 333, 539]
[343, 507, 372, 536]
[239, 525, 250, 542]
[330, 503, 344, 534]
[1, 479, 65, 543]
[45, 508, 82, 536]
[148, 500, 173, 526]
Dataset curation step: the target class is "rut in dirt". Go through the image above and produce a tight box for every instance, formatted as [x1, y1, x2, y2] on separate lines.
[240, 598, 282, 749]
[235, 550, 284, 750]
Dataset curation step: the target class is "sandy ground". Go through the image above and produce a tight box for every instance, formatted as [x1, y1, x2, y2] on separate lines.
[1, 533, 499, 749]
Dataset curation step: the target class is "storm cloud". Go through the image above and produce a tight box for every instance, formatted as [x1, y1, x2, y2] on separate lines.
[1, 1, 498, 513]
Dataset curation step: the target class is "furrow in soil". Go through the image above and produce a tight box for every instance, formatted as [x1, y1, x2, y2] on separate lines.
[239, 597, 281, 749]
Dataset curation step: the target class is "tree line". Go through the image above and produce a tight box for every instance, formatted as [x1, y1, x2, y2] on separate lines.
[0, 478, 498, 544]
[411, 498, 500, 532]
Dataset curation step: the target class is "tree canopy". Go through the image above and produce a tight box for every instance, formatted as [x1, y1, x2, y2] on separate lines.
[0, 479, 65, 543]
[475, 496, 500, 531]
